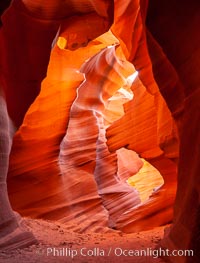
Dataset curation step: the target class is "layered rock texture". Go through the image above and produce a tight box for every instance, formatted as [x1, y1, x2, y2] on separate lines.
[0, 0, 199, 262]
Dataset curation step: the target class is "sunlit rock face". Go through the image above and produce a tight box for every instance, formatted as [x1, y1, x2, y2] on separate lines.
[6, 0, 178, 233]
[0, 0, 199, 260]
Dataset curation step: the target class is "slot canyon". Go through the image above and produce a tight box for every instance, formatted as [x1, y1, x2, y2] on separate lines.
[0, 0, 199, 262]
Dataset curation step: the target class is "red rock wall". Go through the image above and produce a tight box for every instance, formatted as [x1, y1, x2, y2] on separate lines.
[8, 40, 142, 230]
[146, 1, 200, 261]
[5, 0, 178, 232]
[0, 0, 199, 260]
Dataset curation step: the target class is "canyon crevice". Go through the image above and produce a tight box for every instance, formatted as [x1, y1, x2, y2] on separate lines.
[0, 0, 199, 262]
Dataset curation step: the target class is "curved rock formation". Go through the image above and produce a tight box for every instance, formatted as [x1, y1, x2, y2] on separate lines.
[0, 89, 36, 250]
[0, 0, 199, 261]
[106, 74, 178, 231]
[146, 1, 200, 261]
[8, 43, 141, 230]
[0, 0, 113, 249]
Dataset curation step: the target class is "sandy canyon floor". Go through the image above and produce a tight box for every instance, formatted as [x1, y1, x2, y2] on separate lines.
[0, 218, 167, 263]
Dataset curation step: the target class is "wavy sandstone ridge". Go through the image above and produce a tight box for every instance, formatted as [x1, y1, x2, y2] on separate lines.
[0, 0, 198, 261]
[6, 0, 178, 232]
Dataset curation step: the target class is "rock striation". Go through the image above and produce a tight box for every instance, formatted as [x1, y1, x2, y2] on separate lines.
[0, 0, 199, 261]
